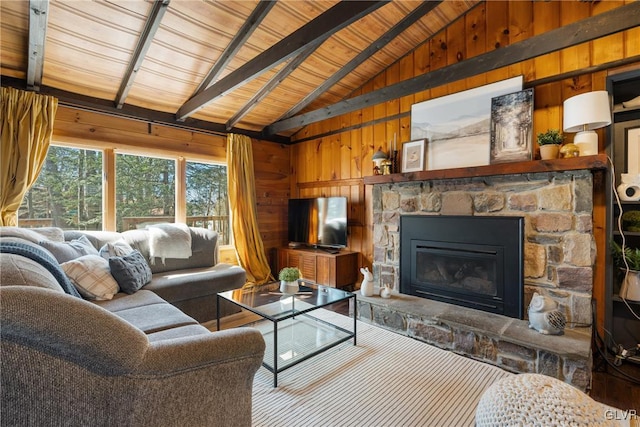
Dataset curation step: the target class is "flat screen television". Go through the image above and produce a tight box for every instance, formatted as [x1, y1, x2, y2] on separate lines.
[288, 197, 348, 249]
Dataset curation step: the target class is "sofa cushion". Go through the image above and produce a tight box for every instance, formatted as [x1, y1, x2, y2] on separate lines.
[0, 253, 64, 292]
[99, 240, 134, 259]
[64, 230, 124, 251]
[111, 303, 199, 334]
[61, 255, 120, 300]
[146, 324, 211, 342]
[108, 250, 152, 294]
[92, 289, 166, 312]
[0, 239, 81, 298]
[40, 235, 98, 263]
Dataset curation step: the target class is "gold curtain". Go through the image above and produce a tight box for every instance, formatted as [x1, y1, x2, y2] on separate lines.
[0, 87, 58, 226]
[227, 133, 273, 286]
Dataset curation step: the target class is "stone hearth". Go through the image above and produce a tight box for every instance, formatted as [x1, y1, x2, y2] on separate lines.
[367, 170, 596, 390]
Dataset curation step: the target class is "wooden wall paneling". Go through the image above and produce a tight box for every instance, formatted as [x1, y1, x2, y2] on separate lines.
[445, 17, 467, 95]
[373, 72, 388, 154]
[428, 28, 448, 99]
[592, 1, 625, 66]
[532, 82, 562, 142]
[559, 2, 590, 75]
[464, 3, 487, 90]
[350, 105, 363, 179]
[412, 43, 431, 104]
[508, 1, 533, 81]
[532, 1, 561, 80]
[340, 130, 352, 180]
[385, 61, 400, 154]
[484, 0, 509, 84]
[398, 53, 415, 115]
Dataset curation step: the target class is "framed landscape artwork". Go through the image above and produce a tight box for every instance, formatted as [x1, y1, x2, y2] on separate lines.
[410, 76, 523, 171]
[489, 88, 534, 164]
[401, 139, 426, 172]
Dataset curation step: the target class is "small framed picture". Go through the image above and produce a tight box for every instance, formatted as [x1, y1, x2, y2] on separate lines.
[402, 139, 426, 172]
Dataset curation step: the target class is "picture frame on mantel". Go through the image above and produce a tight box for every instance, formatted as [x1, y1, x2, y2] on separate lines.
[401, 139, 426, 172]
[489, 88, 534, 164]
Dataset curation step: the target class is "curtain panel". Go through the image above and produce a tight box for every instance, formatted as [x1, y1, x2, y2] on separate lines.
[0, 87, 58, 226]
[227, 133, 273, 286]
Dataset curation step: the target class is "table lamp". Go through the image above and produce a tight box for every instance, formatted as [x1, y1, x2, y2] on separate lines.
[562, 90, 611, 156]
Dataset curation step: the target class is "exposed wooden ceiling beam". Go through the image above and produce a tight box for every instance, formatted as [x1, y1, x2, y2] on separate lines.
[191, 0, 276, 97]
[115, 0, 170, 109]
[226, 39, 324, 130]
[277, 0, 443, 122]
[0, 76, 290, 144]
[27, 0, 49, 91]
[175, 0, 388, 121]
[266, 1, 640, 136]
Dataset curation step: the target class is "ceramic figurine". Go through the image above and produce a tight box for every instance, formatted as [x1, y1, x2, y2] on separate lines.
[360, 267, 374, 297]
[527, 292, 566, 335]
[380, 285, 392, 299]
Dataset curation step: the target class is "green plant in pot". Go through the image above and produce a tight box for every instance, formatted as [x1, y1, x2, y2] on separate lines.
[611, 241, 640, 301]
[278, 267, 301, 295]
[537, 129, 564, 160]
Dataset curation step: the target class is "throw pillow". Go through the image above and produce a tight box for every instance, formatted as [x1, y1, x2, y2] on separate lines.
[39, 235, 99, 263]
[99, 240, 134, 260]
[61, 255, 120, 300]
[108, 250, 152, 294]
[0, 227, 48, 243]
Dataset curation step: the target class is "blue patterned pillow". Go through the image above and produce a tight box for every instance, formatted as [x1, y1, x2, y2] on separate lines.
[108, 250, 152, 294]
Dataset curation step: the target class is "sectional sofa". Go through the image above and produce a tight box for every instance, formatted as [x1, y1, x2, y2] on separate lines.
[0, 225, 266, 426]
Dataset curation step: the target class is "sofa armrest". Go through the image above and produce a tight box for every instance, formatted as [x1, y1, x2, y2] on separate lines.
[140, 327, 265, 374]
[0, 286, 149, 375]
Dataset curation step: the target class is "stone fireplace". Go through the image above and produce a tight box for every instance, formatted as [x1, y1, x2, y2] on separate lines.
[400, 215, 524, 319]
[358, 170, 596, 390]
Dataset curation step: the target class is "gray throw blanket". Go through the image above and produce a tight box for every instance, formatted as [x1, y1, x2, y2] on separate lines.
[0, 240, 81, 298]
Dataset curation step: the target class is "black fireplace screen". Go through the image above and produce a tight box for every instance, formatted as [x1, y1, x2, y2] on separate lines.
[400, 215, 524, 319]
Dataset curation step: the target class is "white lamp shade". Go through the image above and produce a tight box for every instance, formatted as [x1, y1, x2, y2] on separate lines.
[563, 90, 611, 133]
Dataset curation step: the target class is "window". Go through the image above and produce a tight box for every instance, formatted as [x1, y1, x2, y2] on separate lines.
[19, 146, 103, 230]
[186, 161, 230, 245]
[116, 153, 175, 231]
[19, 145, 230, 246]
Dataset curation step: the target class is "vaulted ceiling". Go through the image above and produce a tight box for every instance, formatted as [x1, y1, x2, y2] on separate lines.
[1, 0, 481, 142]
[1, 1, 639, 144]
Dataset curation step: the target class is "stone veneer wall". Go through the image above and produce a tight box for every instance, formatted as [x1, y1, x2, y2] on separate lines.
[372, 170, 595, 327]
[365, 170, 596, 390]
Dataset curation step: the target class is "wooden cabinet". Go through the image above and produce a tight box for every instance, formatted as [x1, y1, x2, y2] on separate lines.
[276, 248, 358, 289]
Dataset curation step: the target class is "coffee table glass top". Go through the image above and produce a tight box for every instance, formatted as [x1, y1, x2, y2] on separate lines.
[217, 281, 353, 321]
[217, 281, 356, 387]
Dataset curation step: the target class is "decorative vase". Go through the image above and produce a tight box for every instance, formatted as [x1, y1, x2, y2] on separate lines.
[539, 144, 559, 160]
[280, 280, 299, 295]
[620, 270, 640, 302]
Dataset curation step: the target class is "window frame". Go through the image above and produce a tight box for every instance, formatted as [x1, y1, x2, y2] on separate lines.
[44, 141, 232, 247]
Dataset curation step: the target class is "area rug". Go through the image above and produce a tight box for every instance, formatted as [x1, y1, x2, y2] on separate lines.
[251, 310, 513, 426]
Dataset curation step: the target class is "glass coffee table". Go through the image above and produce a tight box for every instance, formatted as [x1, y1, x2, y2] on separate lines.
[217, 281, 356, 387]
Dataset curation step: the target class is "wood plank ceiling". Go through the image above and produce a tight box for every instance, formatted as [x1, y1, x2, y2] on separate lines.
[1, 1, 639, 143]
[1, 0, 480, 142]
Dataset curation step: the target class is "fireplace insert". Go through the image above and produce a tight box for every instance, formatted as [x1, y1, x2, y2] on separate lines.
[400, 215, 524, 319]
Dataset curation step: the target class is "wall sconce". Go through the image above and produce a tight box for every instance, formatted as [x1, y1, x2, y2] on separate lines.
[563, 90, 611, 156]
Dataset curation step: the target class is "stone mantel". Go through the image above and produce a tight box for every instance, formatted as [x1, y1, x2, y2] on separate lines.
[363, 154, 608, 185]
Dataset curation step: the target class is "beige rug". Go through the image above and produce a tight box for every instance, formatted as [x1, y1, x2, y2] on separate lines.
[251, 310, 513, 427]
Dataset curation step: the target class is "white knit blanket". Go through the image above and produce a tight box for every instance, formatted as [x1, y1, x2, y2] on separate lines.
[147, 223, 192, 264]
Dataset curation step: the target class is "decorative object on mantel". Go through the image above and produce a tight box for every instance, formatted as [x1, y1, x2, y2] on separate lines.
[559, 143, 580, 158]
[278, 267, 300, 295]
[360, 267, 374, 297]
[527, 292, 566, 335]
[489, 88, 533, 164]
[537, 129, 563, 160]
[372, 149, 388, 175]
[563, 90, 612, 156]
[401, 139, 426, 172]
[381, 159, 393, 175]
[380, 285, 392, 299]
[410, 76, 523, 170]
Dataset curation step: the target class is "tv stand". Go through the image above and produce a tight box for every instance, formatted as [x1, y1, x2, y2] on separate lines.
[276, 247, 358, 289]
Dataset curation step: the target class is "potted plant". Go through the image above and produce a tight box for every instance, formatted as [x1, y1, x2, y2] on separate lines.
[611, 241, 640, 301]
[537, 129, 564, 160]
[278, 267, 301, 295]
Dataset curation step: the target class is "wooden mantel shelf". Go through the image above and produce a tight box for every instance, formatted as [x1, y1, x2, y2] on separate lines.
[363, 154, 609, 185]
